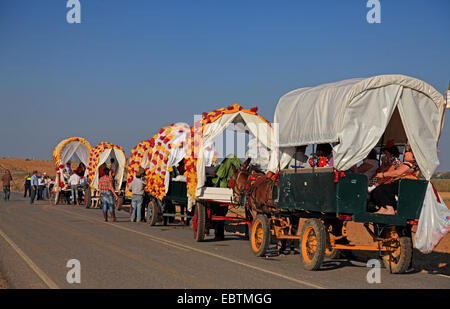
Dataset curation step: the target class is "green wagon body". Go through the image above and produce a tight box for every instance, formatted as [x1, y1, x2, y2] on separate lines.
[275, 171, 428, 226]
[163, 180, 188, 205]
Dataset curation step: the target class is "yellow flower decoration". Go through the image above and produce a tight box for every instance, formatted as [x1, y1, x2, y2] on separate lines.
[53, 137, 92, 166]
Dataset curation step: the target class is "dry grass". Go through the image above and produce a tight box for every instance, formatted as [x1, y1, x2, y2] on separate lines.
[440, 192, 450, 208]
[0, 158, 56, 192]
[431, 179, 450, 192]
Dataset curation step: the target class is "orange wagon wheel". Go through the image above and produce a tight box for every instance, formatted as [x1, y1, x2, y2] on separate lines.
[299, 219, 326, 271]
[250, 214, 270, 257]
[381, 227, 413, 274]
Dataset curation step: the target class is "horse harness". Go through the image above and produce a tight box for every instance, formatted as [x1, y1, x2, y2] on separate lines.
[243, 172, 278, 209]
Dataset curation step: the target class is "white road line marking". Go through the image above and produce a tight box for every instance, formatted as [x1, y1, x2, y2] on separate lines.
[0, 228, 59, 289]
[56, 208, 325, 289]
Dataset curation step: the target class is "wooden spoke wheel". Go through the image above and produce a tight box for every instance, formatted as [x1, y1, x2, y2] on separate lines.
[250, 214, 270, 257]
[193, 201, 206, 242]
[300, 219, 326, 271]
[148, 199, 161, 226]
[382, 227, 412, 274]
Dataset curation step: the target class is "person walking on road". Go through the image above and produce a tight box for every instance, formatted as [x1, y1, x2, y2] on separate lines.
[99, 167, 118, 222]
[2, 169, 13, 201]
[129, 170, 146, 222]
[41, 172, 50, 200]
[30, 171, 39, 204]
[37, 173, 45, 200]
[68, 172, 81, 206]
[24, 174, 31, 197]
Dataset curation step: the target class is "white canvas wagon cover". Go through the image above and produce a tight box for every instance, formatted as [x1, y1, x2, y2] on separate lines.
[272, 74, 445, 180]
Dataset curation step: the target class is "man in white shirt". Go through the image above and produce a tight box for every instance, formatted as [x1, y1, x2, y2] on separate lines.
[37, 174, 46, 200]
[68, 173, 81, 206]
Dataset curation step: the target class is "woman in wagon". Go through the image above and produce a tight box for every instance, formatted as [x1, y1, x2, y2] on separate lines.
[367, 141, 402, 192]
[65, 162, 73, 175]
[368, 145, 420, 215]
[352, 148, 379, 180]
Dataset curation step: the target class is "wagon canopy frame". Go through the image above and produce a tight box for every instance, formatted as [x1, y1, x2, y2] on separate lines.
[193, 104, 277, 196]
[53, 137, 92, 167]
[270, 74, 446, 180]
[126, 122, 194, 200]
[88, 142, 127, 191]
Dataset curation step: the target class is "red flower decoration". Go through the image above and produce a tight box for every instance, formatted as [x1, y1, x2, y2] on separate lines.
[318, 157, 328, 167]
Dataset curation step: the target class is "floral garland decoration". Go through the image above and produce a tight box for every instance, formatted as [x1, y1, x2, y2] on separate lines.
[53, 137, 92, 166]
[88, 142, 126, 187]
[143, 123, 191, 200]
[184, 103, 266, 199]
[125, 139, 152, 196]
[53, 137, 92, 189]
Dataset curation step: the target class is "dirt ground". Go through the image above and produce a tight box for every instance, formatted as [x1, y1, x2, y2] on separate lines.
[0, 275, 9, 289]
[0, 158, 56, 193]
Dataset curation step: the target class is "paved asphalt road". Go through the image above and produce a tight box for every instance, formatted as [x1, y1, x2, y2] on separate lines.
[0, 192, 449, 289]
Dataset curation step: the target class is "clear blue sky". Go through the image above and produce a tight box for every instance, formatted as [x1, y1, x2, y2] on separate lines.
[1, 0, 449, 171]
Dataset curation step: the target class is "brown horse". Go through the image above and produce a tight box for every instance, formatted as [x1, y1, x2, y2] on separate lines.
[228, 159, 277, 221]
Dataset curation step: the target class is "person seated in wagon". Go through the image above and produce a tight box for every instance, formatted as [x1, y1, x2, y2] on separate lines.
[368, 140, 402, 192]
[352, 148, 379, 180]
[367, 145, 420, 215]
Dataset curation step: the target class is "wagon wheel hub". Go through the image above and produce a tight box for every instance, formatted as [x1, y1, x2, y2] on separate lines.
[384, 230, 401, 264]
[253, 222, 264, 249]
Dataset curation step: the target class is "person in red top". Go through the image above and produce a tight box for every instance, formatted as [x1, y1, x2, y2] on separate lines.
[2, 169, 13, 201]
[99, 167, 118, 222]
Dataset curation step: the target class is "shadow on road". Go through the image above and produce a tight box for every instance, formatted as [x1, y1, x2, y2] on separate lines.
[411, 249, 450, 276]
[329, 249, 450, 276]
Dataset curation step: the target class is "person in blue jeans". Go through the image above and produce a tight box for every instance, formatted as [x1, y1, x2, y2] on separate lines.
[30, 171, 39, 204]
[128, 171, 146, 222]
[98, 168, 118, 222]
